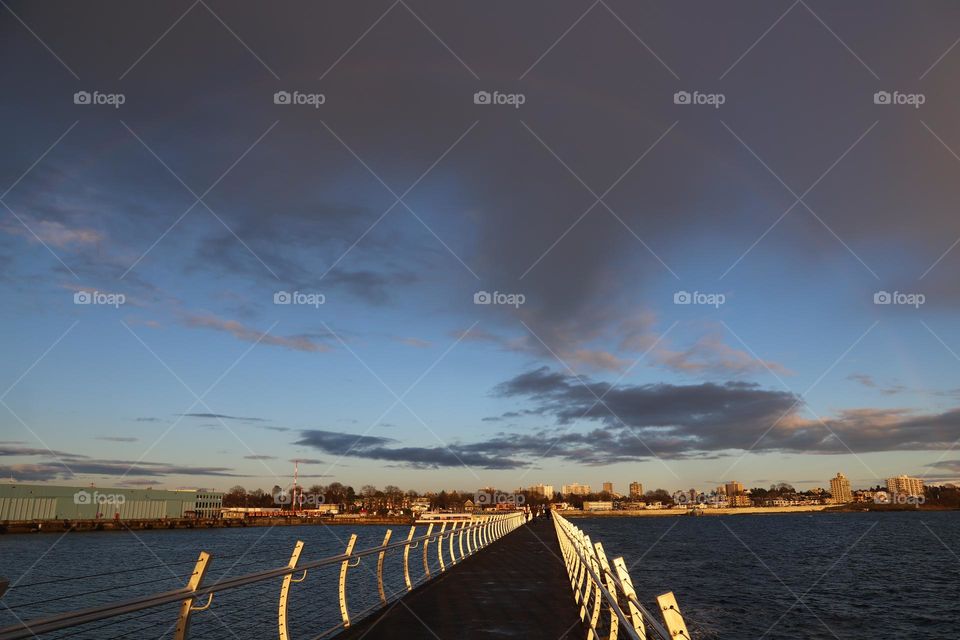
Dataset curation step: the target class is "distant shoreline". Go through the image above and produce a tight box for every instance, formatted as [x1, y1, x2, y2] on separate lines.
[561, 504, 959, 517]
[0, 515, 413, 535]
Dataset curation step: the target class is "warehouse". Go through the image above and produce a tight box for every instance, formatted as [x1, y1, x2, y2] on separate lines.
[0, 484, 223, 521]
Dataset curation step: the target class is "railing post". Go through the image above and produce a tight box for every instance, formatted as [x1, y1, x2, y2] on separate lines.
[584, 536, 602, 640]
[422, 523, 434, 579]
[376, 530, 392, 606]
[458, 521, 466, 560]
[612, 557, 647, 639]
[174, 551, 211, 640]
[466, 518, 475, 555]
[656, 591, 690, 639]
[402, 526, 416, 591]
[278, 541, 306, 640]
[338, 534, 358, 628]
[594, 541, 619, 640]
[448, 521, 457, 565]
[437, 522, 447, 572]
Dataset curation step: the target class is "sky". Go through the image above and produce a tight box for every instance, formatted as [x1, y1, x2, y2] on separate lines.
[3, 0, 960, 495]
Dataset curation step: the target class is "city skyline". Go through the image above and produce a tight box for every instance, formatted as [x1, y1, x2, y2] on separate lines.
[4, 2, 960, 493]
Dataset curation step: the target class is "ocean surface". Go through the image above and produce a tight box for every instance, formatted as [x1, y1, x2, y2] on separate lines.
[0, 512, 957, 639]
[574, 511, 960, 640]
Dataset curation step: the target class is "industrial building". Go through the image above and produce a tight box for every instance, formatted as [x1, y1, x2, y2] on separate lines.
[0, 484, 223, 522]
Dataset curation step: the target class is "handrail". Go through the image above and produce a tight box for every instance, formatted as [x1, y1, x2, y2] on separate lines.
[552, 511, 691, 640]
[0, 511, 530, 640]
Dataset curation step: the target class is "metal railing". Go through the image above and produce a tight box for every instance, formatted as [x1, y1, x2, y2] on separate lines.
[552, 512, 691, 640]
[0, 512, 529, 640]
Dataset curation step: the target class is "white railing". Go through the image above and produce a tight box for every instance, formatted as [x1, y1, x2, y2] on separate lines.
[0, 512, 528, 640]
[552, 512, 691, 640]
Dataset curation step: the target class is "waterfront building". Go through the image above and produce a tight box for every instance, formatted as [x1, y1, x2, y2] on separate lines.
[886, 475, 925, 497]
[561, 483, 591, 496]
[729, 494, 752, 507]
[829, 473, 853, 503]
[602, 482, 614, 494]
[629, 482, 643, 499]
[0, 484, 223, 521]
[582, 501, 613, 511]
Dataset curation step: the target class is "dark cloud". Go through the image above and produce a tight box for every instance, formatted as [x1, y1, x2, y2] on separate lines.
[294, 429, 527, 470]
[0, 461, 242, 482]
[0, 445, 243, 481]
[243, 454, 276, 460]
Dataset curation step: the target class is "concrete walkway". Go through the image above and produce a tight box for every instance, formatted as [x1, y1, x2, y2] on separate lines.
[337, 516, 584, 639]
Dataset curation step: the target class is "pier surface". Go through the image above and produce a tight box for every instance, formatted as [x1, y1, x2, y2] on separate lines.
[338, 516, 584, 639]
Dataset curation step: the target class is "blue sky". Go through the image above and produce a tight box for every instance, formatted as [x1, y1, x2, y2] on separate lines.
[3, 0, 960, 495]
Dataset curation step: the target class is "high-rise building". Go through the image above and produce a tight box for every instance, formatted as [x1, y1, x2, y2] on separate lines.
[724, 481, 744, 496]
[561, 483, 591, 496]
[629, 482, 643, 499]
[602, 482, 614, 494]
[886, 475, 925, 497]
[829, 473, 852, 503]
[528, 484, 555, 499]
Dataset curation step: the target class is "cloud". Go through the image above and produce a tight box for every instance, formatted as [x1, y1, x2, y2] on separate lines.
[2, 216, 102, 248]
[180, 413, 266, 423]
[243, 454, 276, 460]
[925, 460, 960, 475]
[453, 318, 787, 377]
[181, 313, 332, 352]
[489, 367, 960, 461]
[294, 429, 527, 470]
[94, 436, 139, 442]
[0, 445, 243, 481]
